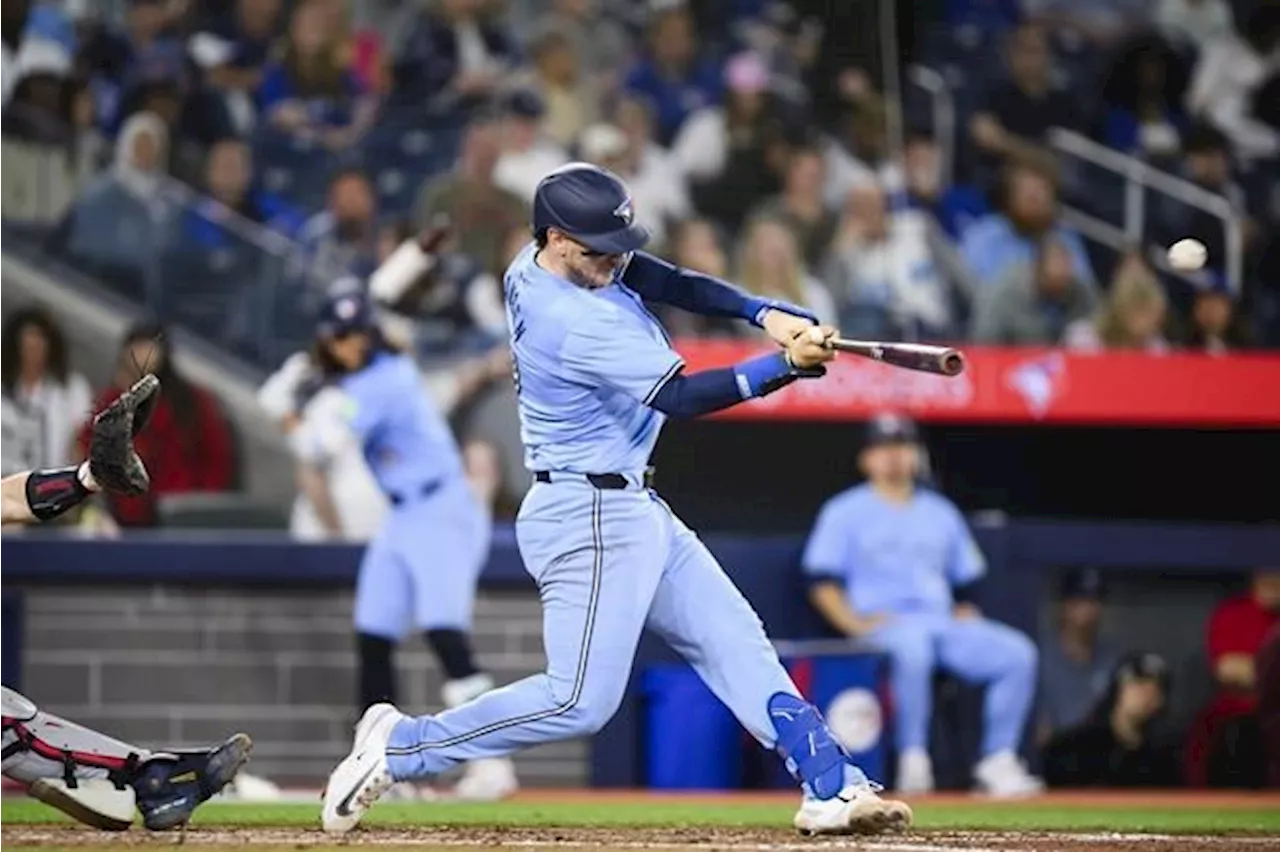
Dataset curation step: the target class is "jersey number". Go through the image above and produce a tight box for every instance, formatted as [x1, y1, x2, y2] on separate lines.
[505, 280, 526, 396]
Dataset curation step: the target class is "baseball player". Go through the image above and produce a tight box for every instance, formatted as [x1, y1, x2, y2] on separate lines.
[321, 163, 913, 837]
[803, 414, 1043, 797]
[1, 375, 251, 831]
[289, 286, 516, 801]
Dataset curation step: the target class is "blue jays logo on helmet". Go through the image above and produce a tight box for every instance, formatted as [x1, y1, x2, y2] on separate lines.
[316, 287, 374, 337]
[532, 163, 651, 255]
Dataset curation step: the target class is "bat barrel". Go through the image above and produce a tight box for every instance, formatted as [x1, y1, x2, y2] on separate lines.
[939, 350, 965, 376]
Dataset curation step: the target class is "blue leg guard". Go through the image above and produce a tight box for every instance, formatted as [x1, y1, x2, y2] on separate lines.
[768, 693, 867, 800]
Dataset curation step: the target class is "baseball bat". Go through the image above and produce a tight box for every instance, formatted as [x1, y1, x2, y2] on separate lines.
[826, 338, 966, 377]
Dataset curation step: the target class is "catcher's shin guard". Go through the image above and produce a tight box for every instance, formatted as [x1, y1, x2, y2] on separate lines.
[1, 687, 143, 830]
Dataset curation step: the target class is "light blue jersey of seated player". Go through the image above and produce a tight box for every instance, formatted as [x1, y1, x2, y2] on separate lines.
[319, 349, 465, 498]
[802, 484, 987, 616]
[503, 243, 680, 477]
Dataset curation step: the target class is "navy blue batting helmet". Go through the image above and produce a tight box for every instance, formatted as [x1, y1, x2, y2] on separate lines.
[532, 163, 650, 254]
[316, 285, 374, 338]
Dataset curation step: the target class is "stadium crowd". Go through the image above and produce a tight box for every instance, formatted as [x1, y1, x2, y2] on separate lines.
[2, 0, 1279, 793]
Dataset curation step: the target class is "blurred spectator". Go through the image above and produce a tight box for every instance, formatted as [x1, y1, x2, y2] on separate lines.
[823, 183, 953, 340]
[1155, 0, 1235, 52]
[1176, 277, 1251, 354]
[902, 132, 989, 241]
[1038, 568, 1120, 744]
[188, 0, 285, 134]
[392, 0, 516, 112]
[529, 0, 632, 100]
[2, 36, 77, 145]
[736, 216, 835, 325]
[1043, 652, 1182, 787]
[1100, 34, 1189, 160]
[1023, 0, 1151, 49]
[78, 0, 183, 128]
[746, 140, 835, 270]
[0, 306, 92, 470]
[298, 167, 381, 282]
[492, 89, 568, 204]
[79, 323, 236, 527]
[115, 40, 238, 184]
[735, 0, 822, 108]
[823, 95, 901, 212]
[672, 50, 787, 235]
[1185, 4, 1280, 160]
[1064, 253, 1171, 352]
[803, 414, 1042, 797]
[656, 217, 740, 339]
[182, 137, 304, 248]
[1157, 123, 1255, 266]
[970, 24, 1084, 168]
[577, 100, 691, 251]
[414, 115, 527, 277]
[1184, 569, 1280, 787]
[971, 233, 1097, 344]
[257, 0, 377, 151]
[623, 4, 723, 146]
[520, 28, 600, 149]
[59, 111, 175, 279]
[960, 157, 1095, 290]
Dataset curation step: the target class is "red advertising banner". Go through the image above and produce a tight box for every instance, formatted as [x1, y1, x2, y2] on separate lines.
[675, 341, 1280, 427]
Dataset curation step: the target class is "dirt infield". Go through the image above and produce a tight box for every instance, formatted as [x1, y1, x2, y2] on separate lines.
[3, 824, 1277, 852]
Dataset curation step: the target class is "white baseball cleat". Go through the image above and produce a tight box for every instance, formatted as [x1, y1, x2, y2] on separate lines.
[973, 750, 1044, 799]
[794, 782, 913, 836]
[320, 703, 403, 834]
[453, 757, 519, 801]
[28, 778, 136, 831]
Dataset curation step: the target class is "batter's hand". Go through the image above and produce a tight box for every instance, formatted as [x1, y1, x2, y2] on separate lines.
[761, 307, 816, 348]
[784, 325, 837, 370]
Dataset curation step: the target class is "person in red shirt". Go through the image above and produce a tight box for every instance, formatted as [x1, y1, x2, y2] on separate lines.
[1184, 569, 1280, 786]
[78, 323, 236, 526]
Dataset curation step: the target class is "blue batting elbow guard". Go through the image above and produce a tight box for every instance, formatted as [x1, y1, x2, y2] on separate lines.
[768, 693, 865, 800]
[733, 351, 825, 399]
[748, 298, 818, 329]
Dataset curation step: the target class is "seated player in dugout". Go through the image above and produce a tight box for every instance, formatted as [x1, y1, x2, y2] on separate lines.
[1, 375, 251, 831]
[802, 413, 1043, 798]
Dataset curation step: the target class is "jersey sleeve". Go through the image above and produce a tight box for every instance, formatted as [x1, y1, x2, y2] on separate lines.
[944, 501, 987, 587]
[559, 309, 684, 405]
[291, 387, 366, 464]
[802, 499, 850, 582]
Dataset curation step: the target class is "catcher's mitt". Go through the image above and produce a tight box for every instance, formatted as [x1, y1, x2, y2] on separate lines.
[88, 373, 160, 496]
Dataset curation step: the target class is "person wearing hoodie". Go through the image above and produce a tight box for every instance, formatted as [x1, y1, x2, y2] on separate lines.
[971, 234, 1098, 344]
[57, 111, 175, 285]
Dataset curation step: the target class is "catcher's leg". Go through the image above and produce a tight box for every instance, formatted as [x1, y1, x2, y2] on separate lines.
[2, 687, 253, 831]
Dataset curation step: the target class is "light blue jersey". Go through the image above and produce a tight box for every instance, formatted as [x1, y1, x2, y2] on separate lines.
[334, 350, 465, 500]
[502, 244, 682, 476]
[802, 484, 986, 615]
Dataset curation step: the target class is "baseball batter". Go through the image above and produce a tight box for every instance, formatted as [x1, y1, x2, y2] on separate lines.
[322, 163, 912, 836]
[1, 375, 251, 831]
[298, 287, 516, 800]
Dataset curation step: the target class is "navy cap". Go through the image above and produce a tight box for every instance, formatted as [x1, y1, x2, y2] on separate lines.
[864, 412, 919, 448]
[1060, 567, 1106, 600]
[532, 162, 650, 255]
[316, 287, 374, 338]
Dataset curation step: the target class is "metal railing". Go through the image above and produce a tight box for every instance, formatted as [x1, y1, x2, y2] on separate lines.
[1047, 127, 1245, 294]
[907, 64, 956, 186]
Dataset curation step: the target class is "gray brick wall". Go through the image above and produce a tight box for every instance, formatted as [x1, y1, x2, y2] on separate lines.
[14, 586, 587, 786]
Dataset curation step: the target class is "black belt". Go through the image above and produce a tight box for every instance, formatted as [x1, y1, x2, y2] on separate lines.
[389, 478, 443, 506]
[534, 469, 654, 490]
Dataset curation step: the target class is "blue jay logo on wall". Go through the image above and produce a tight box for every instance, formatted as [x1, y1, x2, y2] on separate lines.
[613, 197, 635, 226]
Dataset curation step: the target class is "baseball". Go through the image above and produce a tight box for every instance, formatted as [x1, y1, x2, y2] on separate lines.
[1167, 238, 1207, 272]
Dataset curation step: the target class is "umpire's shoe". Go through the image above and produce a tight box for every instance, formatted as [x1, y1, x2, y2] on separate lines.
[132, 733, 253, 830]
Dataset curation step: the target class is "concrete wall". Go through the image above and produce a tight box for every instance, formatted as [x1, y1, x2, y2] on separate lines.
[17, 585, 586, 787]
